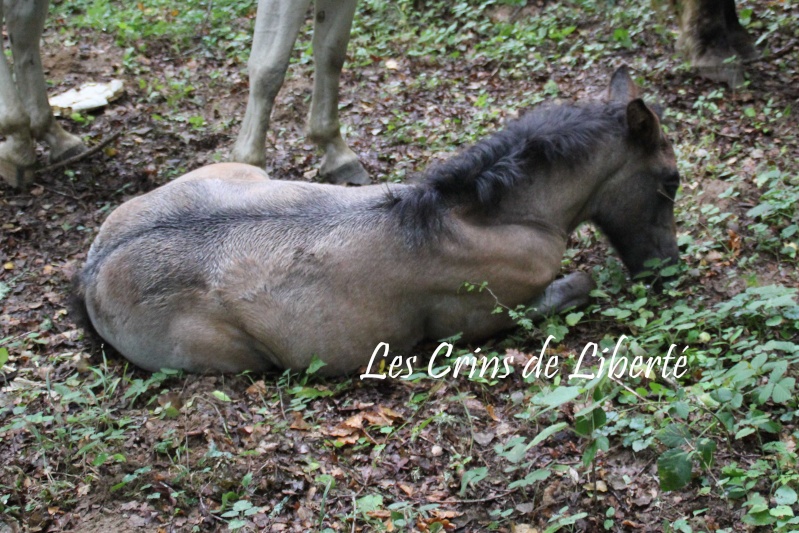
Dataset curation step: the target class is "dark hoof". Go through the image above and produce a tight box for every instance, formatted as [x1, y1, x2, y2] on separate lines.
[49, 143, 88, 164]
[695, 63, 745, 87]
[322, 160, 370, 185]
[693, 46, 746, 87]
[731, 34, 758, 61]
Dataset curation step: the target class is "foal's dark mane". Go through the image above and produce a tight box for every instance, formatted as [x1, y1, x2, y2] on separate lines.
[386, 101, 628, 241]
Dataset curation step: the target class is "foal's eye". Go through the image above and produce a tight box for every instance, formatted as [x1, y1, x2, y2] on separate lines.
[661, 170, 680, 198]
[663, 182, 679, 197]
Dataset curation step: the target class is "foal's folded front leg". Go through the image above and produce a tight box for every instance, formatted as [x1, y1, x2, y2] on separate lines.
[527, 271, 596, 318]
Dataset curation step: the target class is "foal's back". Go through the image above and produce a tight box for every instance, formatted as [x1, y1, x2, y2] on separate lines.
[88, 164, 378, 257]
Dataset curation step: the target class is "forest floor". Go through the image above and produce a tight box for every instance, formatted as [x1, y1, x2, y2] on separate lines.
[1, 0, 798, 531]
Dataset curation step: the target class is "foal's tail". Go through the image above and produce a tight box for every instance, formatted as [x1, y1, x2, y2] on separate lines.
[69, 271, 102, 344]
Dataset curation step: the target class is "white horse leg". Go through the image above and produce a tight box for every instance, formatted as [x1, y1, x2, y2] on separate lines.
[6, 0, 85, 164]
[231, 0, 312, 169]
[0, 1, 35, 187]
[308, 0, 368, 185]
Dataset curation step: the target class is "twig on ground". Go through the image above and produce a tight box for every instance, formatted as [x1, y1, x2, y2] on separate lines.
[35, 131, 122, 175]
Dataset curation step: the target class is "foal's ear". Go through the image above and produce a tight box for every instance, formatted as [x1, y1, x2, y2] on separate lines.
[626, 99, 661, 148]
[607, 65, 639, 103]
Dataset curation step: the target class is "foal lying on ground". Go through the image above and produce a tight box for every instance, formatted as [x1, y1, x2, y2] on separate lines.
[74, 67, 680, 376]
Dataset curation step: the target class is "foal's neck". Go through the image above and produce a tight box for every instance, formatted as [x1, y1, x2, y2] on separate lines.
[495, 142, 628, 237]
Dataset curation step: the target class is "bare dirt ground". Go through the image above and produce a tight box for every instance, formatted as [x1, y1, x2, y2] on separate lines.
[1, 0, 798, 531]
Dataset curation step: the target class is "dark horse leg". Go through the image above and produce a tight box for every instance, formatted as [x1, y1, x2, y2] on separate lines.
[679, 0, 757, 86]
[723, 0, 757, 60]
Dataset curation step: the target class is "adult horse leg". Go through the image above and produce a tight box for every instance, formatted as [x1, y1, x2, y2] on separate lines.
[722, 0, 757, 61]
[307, 0, 369, 185]
[0, 1, 35, 187]
[6, 0, 86, 165]
[679, 0, 756, 86]
[231, 0, 312, 169]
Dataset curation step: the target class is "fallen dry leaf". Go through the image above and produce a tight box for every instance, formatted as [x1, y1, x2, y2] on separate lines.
[290, 411, 310, 431]
[728, 229, 742, 255]
[398, 483, 414, 496]
[246, 380, 267, 396]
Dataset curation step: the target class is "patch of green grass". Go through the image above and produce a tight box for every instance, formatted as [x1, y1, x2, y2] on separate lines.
[52, 0, 255, 57]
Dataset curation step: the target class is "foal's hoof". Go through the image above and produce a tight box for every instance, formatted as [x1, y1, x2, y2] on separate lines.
[730, 30, 758, 61]
[322, 160, 371, 185]
[558, 271, 597, 309]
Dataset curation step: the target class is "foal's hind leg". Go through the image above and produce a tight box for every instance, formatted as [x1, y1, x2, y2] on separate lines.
[0, 1, 35, 187]
[231, 0, 312, 169]
[6, 0, 86, 164]
[528, 272, 596, 318]
[308, 0, 369, 185]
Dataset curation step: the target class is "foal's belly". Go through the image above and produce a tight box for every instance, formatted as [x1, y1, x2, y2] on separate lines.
[222, 283, 429, 375]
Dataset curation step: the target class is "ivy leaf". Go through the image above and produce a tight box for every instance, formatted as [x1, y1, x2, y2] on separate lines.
[769, 505, 795, 518]
[574, 408, 607, 436]
[582, 439, 600, 468]
[742, 510, 776, 527]
[771, 377, 795, 404]
[508, 468, 550, 489]
[502, 440, 530, 464]
[697, 438, 716, 469]
[657, 423, 692, 448]
[307, 355, 327, 375]
[356, 494, 383, 515]
[228, 519, 247, 530]
[768, 360, 788, 380]
[460, 467, 488, 496]
[531, 422, 569, 446]
[657, 448, 692, 491]
[290, 386, 334, 399]
[775, 485, 798, 506]
[232, 500, 254, 513]
[735, 427, 756, 440]
[758, 382, 774, 405]
[670, 401, 690, 419]
[536, 386, 581, 407]
[565, 312, 583, 326]
[211, 390, 232, 402]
